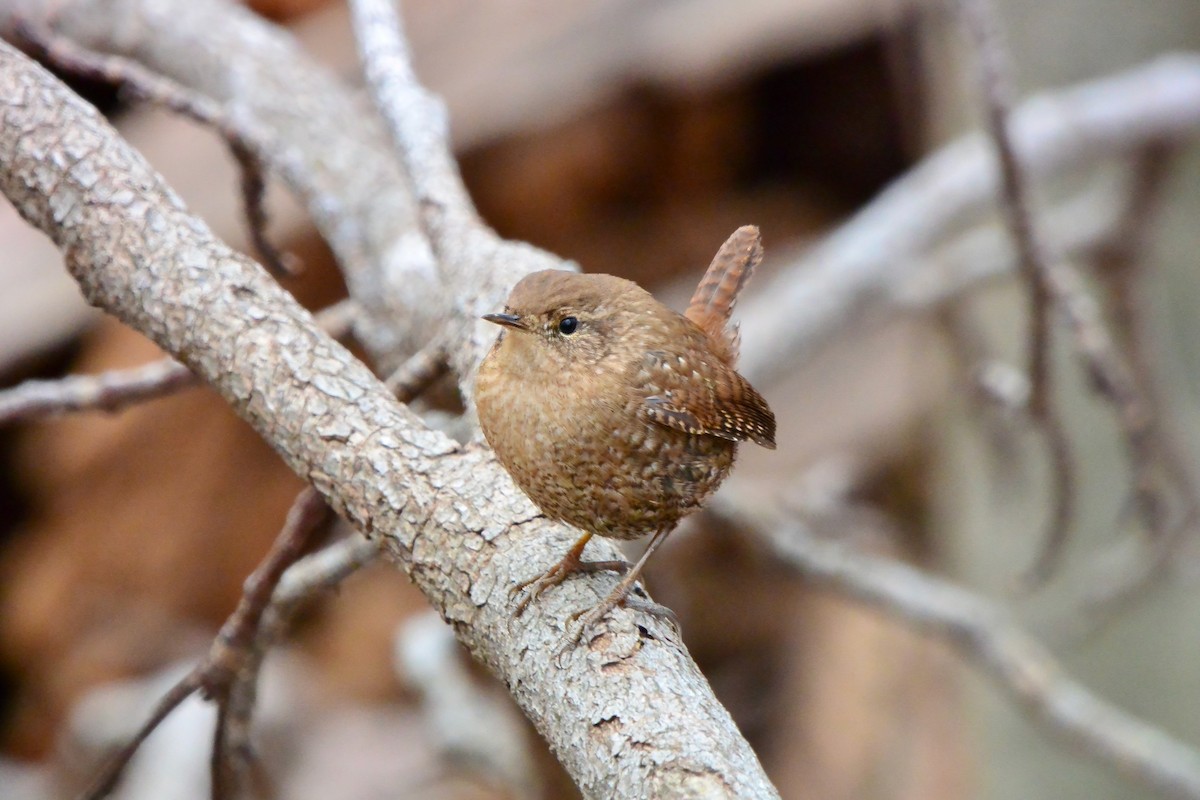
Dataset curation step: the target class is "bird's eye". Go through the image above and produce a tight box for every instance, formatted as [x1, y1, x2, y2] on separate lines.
[557, 316, 578, 335]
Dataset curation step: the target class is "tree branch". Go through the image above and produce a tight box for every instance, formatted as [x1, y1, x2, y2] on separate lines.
[0, 42, 777, 799]
[737, 55, 1200, 385]
[711, 497, 1200, 800]
[0, 0, 435, 369]
[17, 23, 300, 277]
[348, 0, 570, 397]
[954, 0, 1075, 585]
[0, 358, 193, 424]
[0, 298, 357, 425]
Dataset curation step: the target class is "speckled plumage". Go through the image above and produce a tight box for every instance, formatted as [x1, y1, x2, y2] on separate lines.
[475, 226, 775, 625]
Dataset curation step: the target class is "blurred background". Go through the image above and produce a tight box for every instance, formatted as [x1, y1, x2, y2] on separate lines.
[2, 0, 1200, 798]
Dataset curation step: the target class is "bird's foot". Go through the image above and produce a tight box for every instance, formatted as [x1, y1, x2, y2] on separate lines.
[555, 581, 681, 660]
[569, 590, 680, 635]
[510, 556, 628, 618]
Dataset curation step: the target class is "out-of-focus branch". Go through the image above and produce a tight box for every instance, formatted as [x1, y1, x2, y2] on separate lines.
[396, 612, 540, 798]
[1080, 145, 1199, 608]
[0, 43, 778, 799]
[954, 0, 1074, 584]
[0, 359, 193, 425]
[712, 496, 1200, 800]
[79, 488, 332, 800]
[738, 55, 1200, 385]
[0, 299, 357, 426]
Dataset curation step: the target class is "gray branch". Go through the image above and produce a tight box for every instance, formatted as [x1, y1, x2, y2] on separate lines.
[348, 0, 571, 400]
[0, 42, 777, 799]
[0, 0, 436, 369]
[738, 54, 1200, 384]
[715, 498, 1200, 800]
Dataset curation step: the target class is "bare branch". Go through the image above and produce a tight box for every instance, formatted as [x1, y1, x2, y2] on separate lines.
[737, 55, 1200, 385]
[0, 43, 777, 799]
[1081, 145, 1200, 609]
[397, 612, 541, 797]
[954, 0, 1075, 584]
[80, 488, 332, 800]
[348, 0, 568, 396]
[0, 299, 357, 426]
[77, 667, 209, 800]
[208, 488, 331, 800]
[713, 497, 1200, 800]
[740, 46, 1200, 585]
[1, 0, 434, 369]
[385, 342, 448, 399]
[229, 138, 299, 278]
[347, 0, 479, 232]
[272, 533, 380, 609]
[18, 24, 300, 277]
[0, 359, 193, 425]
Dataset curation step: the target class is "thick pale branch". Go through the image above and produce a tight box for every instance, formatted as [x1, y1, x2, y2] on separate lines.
[713, 499, 1200, 800]
[348, 0, 570, 397]
[18, 23, 291, 276]
[0, 43, 776, 799]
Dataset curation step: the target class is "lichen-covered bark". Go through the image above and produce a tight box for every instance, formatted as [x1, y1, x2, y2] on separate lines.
[0, 42, 778, 799]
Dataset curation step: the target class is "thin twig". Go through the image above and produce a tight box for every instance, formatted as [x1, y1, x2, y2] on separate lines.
[713, 498, 1200, 800]
[230, 138, 302, 277]
[75, 668, 210, 800]
[0, 299, 358, 426]
[955, 0, 1075, 586]
[85, 339, 449, 798]
[80, 488, 330, 800]
[205, 488, 330, 800]
[0, 359, 194, 425]
[215, 534, 380, 800]
[19, 24, 299, 276]
[1082, 145, 1200, 609]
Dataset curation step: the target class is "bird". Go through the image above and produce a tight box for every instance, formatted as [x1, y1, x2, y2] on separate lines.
[474, 226, 775, 637]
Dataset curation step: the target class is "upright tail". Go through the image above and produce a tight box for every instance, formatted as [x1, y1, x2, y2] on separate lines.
[685, 225, 763, 363]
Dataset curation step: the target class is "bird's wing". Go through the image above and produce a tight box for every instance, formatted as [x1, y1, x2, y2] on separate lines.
[636, 350, 776, 448]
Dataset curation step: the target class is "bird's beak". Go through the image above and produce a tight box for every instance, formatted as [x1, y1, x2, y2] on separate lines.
[482, 312, 527, 331]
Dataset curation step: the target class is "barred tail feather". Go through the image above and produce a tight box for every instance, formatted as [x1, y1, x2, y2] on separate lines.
[685, 225, 762, 363]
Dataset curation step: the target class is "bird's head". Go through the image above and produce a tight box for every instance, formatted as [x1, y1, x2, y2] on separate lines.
[483, 270, 654, 371]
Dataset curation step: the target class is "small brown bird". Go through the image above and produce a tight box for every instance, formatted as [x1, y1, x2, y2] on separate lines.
[475, 226, 775, 634]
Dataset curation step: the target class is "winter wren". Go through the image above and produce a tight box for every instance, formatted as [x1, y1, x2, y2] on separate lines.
[475, 226, 776, 632]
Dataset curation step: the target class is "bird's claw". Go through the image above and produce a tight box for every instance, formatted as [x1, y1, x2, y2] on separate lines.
[509, 558, 628, 618]
[551, 588, 683, 663]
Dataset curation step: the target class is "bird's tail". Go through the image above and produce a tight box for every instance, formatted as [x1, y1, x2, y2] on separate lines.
[685, 225, 762, 362]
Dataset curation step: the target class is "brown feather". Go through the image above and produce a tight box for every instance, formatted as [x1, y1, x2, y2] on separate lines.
[685, 225, 763, 364]
[638, 348, 776, 449]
